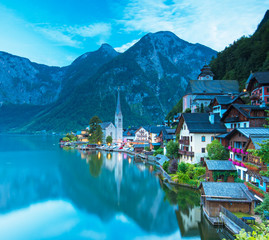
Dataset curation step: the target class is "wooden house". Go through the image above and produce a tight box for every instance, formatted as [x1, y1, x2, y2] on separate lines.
[200, 182, 256, 217]
[205, 160, 237, 182]
[133, 144, 149, 153]
[210, 95, 244, 117]
[245, 72, 269, 105]
[217, 128, 269, 192]
[221, 104, 268, 131]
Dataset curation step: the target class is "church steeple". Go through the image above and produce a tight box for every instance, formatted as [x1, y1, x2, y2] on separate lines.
[197, 62, 214, 80]
[115, 88, 123, 143]
[115, 88, 122, 115]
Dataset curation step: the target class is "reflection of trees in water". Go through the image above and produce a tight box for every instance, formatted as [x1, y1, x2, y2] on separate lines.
[88, 153, 103, 177]
[162, 184, 200, 212]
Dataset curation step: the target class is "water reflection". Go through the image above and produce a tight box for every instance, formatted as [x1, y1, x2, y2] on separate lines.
[0, 135, 229, 239]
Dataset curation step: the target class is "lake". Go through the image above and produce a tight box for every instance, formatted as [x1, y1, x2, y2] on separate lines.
[0, 135, 231, 239]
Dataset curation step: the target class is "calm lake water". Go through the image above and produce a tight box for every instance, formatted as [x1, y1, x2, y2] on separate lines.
[0, 135, 231, 240]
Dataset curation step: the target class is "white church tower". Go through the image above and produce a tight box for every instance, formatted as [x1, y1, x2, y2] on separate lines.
[115, 89, 123, 143]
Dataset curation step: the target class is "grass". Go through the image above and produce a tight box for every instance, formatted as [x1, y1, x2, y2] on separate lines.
[232, 212, 252, 218]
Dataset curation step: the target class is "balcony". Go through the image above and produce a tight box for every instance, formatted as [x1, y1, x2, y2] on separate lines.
[178, 139, 190, 145]
[178, 149, 194, 157]
[225, 116, 239, 122]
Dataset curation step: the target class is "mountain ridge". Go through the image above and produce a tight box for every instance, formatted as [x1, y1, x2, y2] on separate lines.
[0, 31, 217, 132]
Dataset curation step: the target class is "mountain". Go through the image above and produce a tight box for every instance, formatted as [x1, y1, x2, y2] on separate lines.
[59, 43, 119, 98]
[0, 44, 120, 132]
[0, 51, 65, 105]
[18, 31, 217, 132]
[210, 10, 269, 90]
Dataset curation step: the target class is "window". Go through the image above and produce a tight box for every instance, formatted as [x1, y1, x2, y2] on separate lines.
[211, 136, 214, 141]
[266, 97, 269, 103]
[260, 89, 262, 94]
[202, 148, 205, 153]
[267, 87, 269, 93]
[190, 136, 192, 142]
[201, 136, 205, 142]
[244, 123, 247, 128]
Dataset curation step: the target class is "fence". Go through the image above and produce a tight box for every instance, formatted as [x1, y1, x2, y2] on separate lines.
[220, 206, 254, 233]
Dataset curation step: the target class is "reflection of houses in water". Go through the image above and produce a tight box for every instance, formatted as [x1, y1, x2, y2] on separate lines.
[176, 207, 201, 237]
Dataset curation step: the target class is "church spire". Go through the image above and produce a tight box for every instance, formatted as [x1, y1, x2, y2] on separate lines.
[116, 87, 122, 115]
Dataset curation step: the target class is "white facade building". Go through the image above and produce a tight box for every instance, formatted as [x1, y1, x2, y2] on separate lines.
[100, 122, 116, 143]
[176, 113, 227, 164]
[134, 127, 149, 142]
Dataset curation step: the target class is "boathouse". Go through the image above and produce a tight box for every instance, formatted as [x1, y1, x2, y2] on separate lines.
[200, 182, 256, 218]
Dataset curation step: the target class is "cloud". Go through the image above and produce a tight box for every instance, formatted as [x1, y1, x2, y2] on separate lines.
[33, 22, 111, 48]
[67, 23, 111, 38]
[119, 0, 269, 51]
[34, 25, 81, 47]
[115, 39, 139, 52]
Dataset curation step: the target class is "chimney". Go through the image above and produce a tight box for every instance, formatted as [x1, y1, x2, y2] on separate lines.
[209, 112, 215, 124]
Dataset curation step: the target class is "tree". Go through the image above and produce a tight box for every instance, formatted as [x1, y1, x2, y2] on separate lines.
[89, 116, 102, 133]
[184, 108, 191, 113]
[94, 125, 103, 144]
[166, 141, 179, 158]
[206, 139, 229, 160]
[106, 135, 113, 144]
[88, 116, 103, 144]
[255, 194, 269, 219]
[62, 137, 70, 142]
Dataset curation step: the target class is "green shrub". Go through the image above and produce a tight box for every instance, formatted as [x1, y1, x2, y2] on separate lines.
[177, 172, 190, 183]
[163, 161, 169, 173]
[153, 148, 164, 156]
[178, 162, 188, 174]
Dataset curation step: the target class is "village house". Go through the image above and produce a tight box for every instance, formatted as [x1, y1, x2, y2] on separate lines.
[133, 144, 150, 153]
[221, 104, 269, 131]
[76, 130, 89, 143]
[205, 160, 237, 182]
[149, 126, 164, 144]
[176, 113, 227, 164]
[148, 126, 163, 150]
[134, 127, 150, 142]
[245, 72, 269, 105]
[100, 122, 116, 143]
[156, 128, 176, 146]
[183, 64, 240, 113]
[217, 128, 269, 191]
[123, 129, 136, 142]
[210, 95, 244, 117]
[200, 182, 256, 218]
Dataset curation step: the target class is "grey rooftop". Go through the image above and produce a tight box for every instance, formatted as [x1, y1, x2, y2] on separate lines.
[205, 160, 237, 171]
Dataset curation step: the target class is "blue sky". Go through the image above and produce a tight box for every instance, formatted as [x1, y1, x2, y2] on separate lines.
[0, 0, 268, 66]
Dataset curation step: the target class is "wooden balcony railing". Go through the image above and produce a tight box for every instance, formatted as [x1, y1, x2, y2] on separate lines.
[178, 139, 190, 145]
[179, 149, 194, 156]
